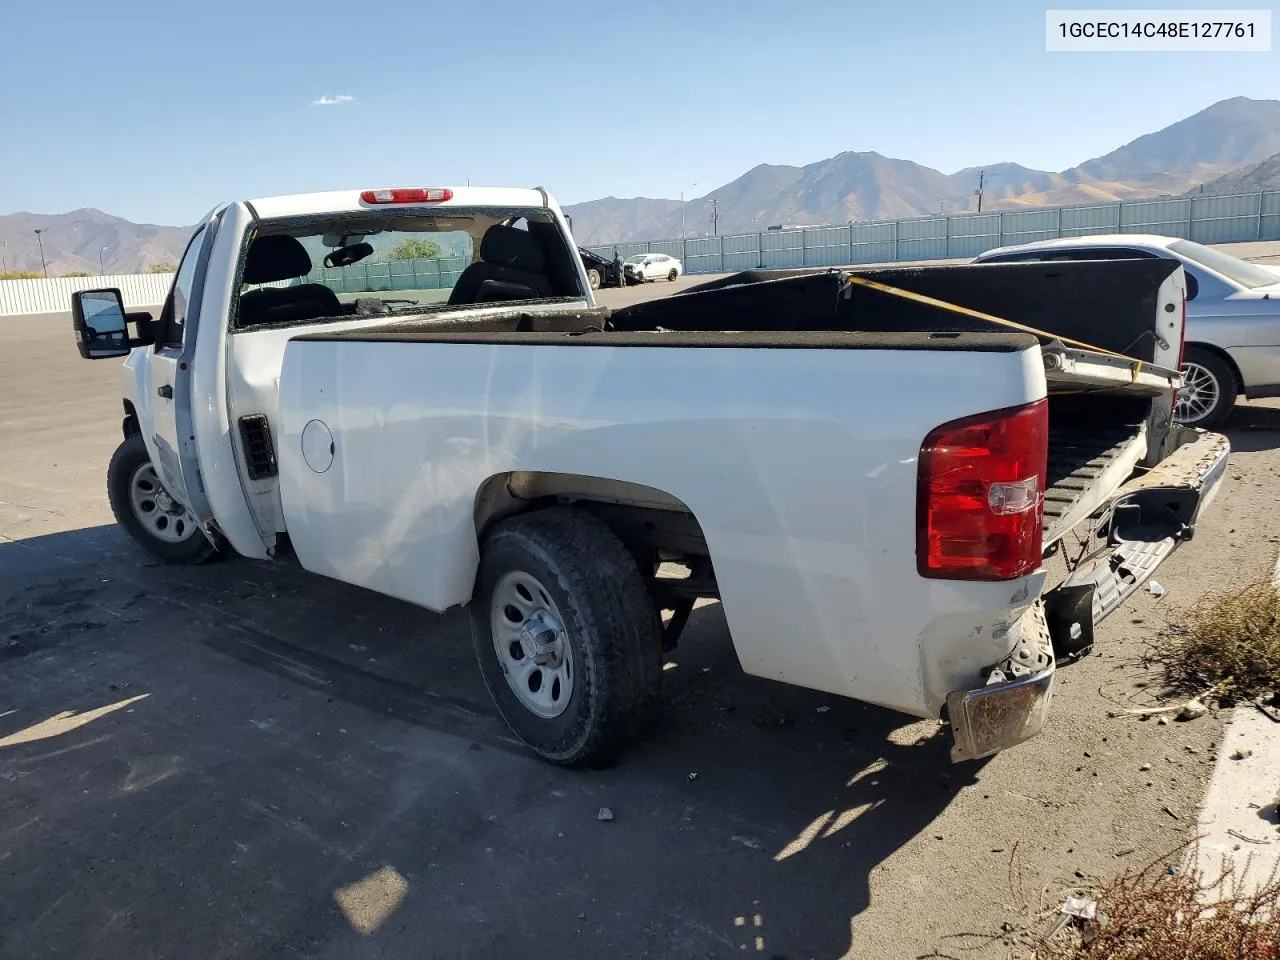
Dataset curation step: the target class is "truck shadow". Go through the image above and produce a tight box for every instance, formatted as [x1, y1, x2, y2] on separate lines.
[1223, 401, 1280, 452]
[1, 524, 982, 959]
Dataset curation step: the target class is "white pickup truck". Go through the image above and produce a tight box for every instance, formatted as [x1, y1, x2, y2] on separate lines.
[69, 185, 1229, 767]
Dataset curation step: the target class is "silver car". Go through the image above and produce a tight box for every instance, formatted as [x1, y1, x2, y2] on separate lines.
[973, 234, 1280, 427]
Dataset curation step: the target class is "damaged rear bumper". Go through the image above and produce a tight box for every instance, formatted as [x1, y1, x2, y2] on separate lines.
[948, 665, 1055, 763]
[947, 601, 1056, 762]
[946, 428, 1229, 764]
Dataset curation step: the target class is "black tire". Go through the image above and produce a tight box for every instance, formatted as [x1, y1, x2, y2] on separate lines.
[667, 269, 678, 281]
[586, 268, 601, 291]
[107, 434, 217, 564]
[469, 507, 662, 766]
[1177, 347, 1238, 429]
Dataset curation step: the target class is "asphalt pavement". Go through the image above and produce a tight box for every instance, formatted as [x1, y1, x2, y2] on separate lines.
[2, 298, 1280, 959]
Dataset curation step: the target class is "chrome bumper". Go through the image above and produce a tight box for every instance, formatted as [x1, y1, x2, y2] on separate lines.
[947, 666, 1055, 763]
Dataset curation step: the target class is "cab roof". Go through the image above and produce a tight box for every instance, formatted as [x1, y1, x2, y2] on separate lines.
[244, 186, 558, 220]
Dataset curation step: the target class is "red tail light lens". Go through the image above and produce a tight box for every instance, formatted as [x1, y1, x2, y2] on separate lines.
[360, 188, 453, 204]
[917, 399, 1048, 581]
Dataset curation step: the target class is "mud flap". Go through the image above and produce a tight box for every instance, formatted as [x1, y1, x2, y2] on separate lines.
[1044, 429, 1229, 661]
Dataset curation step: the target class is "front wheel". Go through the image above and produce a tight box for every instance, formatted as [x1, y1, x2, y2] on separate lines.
[1176, 348, 1237, 429]
[107, 434, 216, 564]
[586, 268, 601, 291]
[469, 507, 661, 766]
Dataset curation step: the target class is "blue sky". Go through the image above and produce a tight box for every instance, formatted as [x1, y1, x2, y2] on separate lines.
[1, 0, 1274, 225]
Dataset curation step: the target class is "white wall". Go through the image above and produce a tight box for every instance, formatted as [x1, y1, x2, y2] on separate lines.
[0, 273, 173, 317]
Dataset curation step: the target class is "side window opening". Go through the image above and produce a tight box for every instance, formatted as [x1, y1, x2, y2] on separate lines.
[157, 225, 208, 350]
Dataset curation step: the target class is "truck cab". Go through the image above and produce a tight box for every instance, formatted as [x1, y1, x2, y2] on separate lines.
[74, 187, 592, 563]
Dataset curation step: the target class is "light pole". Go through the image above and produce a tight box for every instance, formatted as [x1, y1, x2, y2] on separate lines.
[33, 229, 48, 278]
[99, 245, 108, 275]
[1, 241, 7, 274]
[680, 182, 699, 240]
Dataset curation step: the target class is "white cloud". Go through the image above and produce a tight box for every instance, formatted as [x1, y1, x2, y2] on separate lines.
[311, 94, 355, 106]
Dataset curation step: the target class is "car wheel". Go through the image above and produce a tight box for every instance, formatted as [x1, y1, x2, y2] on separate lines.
[586, 268, 601, 291]
[469, 507, 661, 767]
[107, 434, 217, 564]
[667, 269, 678, 281]
[1175, 348, 1237, 429]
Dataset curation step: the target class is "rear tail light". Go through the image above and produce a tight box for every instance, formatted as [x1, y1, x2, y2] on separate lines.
[917, 399, 1048, 581]
[360, 187, 453, 204]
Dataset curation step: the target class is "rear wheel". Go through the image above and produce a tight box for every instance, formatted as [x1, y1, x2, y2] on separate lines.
[586, 268, 601, 291]
[107, 434, 216, 564]
[1176, 348, 1237, 429]
[667, 269, 678, 281]
[469, 507, 661, 766]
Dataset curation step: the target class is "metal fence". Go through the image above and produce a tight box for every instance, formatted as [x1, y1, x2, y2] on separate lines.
[7, 190, 1278, 315]
[586, 190, 1280, 275]
[0, 256, 467, 317]
[0, 272, 175, 317]
[305, 255, 469, 294]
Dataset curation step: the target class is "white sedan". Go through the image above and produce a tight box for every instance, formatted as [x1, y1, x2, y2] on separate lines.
[623, 253, 683, 283]
[973, 234, 1280, 428]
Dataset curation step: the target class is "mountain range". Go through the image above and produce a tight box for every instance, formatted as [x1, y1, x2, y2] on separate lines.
[0, 209, 194, 277]
[564, 96, 1280, 245]
[4, 97, 1280, 273]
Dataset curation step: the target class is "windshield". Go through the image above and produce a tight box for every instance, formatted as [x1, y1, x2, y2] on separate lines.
[235, 207, 583, 326]
[625, 255, 646, 263]
[1168, 239, 1278, 289]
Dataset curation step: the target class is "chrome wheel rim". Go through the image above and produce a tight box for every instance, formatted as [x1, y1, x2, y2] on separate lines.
[128, 463, 198, 543]
[490, 571, 574, 719]
[1175, 361, 1219, 424]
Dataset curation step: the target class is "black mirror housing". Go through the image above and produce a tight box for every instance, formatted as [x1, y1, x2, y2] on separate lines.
[323, 242, 374, 269]
[71, 289, 153, 359]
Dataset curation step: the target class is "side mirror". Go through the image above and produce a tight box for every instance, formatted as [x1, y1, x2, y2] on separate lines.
[71, 289, 132, 359]
[1184, 271, 1199, 302]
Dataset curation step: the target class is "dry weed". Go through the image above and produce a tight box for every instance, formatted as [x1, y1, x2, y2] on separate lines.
[1153, 580, 1280, 704]
[1034, 846, 1280, 960]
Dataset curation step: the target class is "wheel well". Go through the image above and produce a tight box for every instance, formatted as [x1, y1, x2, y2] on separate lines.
[474, 472, 717, 651]
[122, 400, 140, 439]
[475, 472, 709, 561]
[1184, 342, 1244, 392]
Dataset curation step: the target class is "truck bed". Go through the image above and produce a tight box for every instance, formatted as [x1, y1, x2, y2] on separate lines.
[1044, 420, 1147, 544]
[295, 260, 1182, 553]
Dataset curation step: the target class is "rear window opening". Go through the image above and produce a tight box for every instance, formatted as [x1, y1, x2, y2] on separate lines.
[232, 207, 586, 330]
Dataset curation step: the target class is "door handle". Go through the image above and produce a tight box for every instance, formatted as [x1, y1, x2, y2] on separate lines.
[157, 384, 173, 399]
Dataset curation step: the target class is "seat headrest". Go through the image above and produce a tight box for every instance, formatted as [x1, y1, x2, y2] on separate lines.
[480, 225, 546, 273]
[243, 235, 314, 284]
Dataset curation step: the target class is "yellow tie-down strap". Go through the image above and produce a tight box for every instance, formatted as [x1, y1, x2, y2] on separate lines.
[842, 273, 1148, 381]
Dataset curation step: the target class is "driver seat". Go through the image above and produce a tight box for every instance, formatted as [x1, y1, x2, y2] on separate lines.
[238, 235, 342, 328]
[448, 225, 554, 305]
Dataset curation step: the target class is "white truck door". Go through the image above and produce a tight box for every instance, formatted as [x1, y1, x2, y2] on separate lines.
[145, 220, 214, 522]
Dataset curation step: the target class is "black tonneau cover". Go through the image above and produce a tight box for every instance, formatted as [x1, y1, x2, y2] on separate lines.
[610, 260, 1181, 364]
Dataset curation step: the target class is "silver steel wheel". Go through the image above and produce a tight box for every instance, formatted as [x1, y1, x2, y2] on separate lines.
[1175, 360, 1220, 424]
[128, 463, 198, 543]
[490, 570, 574, 719]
